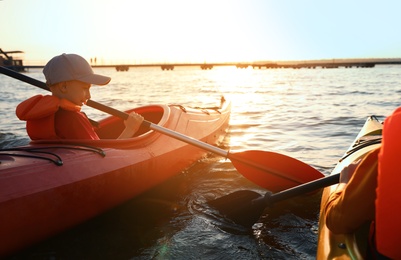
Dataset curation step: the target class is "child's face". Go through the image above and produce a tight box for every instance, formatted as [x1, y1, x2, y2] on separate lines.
[64, 80, 92, 106]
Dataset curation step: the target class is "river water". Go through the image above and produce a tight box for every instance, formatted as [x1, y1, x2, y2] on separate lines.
[1, 65, 401, 259]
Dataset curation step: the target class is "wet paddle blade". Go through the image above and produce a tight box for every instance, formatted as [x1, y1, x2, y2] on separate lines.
[209, 174, 340, 227]
[229, 150, 324, 192]
[208, 190, 266, 227]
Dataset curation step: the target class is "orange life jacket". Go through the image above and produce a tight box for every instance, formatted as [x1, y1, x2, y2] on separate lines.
[16, 95, 81, 140]
[376, 107, 401, 259]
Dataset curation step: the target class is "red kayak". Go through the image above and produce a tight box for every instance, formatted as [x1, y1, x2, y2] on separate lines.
[0, 99, 231, 257]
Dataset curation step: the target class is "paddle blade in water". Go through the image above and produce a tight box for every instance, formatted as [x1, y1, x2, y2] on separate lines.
[229, 150, 324, 192]
[208, 190, 266, 227]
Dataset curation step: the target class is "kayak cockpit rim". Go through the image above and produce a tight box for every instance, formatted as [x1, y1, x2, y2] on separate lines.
[29, 104, 170, 148]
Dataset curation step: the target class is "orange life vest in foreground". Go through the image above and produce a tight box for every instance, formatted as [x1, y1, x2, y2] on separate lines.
[376, 107, 401, 259]
[16, 95, 81, 140]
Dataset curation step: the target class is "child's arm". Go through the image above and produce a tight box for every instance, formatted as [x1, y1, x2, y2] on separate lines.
[118, 112, 144, 139]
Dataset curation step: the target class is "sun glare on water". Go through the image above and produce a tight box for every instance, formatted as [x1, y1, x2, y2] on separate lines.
[204, 66, 274, 151]
[209, 67, 269, 110]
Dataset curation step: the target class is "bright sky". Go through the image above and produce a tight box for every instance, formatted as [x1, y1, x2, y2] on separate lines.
[1, 0, 401, 65]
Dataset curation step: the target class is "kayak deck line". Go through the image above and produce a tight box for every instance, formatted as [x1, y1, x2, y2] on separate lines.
[0, 145, 106, 166]
[339, 137, 382, 162]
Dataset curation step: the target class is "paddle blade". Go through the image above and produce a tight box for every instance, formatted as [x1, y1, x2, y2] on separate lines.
[208, 190, 266, 227]
[229, 151, 324, 192]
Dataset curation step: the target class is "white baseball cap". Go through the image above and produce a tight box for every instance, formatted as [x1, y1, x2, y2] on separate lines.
[43, 53, 111, 86]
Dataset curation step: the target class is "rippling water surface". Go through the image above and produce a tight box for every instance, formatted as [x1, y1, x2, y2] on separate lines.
[2, 65, 401, 259]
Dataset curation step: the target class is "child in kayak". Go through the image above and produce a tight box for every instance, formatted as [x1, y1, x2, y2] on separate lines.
[16, 53, 143, 140]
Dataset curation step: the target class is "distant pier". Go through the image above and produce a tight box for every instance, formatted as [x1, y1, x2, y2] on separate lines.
[87, 61, 380, 71]
[249, 62, 375, 69]
[115, 65, 129, 71]
[4, 48, 400, 73]
[9, 59, 401, 72]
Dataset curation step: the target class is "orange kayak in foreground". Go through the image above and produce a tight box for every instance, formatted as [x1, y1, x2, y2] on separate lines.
[0, 100, 230, 257]
[316, 116, 382, 259]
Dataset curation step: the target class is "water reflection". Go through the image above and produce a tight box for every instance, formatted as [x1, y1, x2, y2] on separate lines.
[2, 66, 401, 258]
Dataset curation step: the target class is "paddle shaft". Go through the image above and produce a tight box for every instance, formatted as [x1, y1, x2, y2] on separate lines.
[263, 173, 339, 205]
[207, 173, 340, 227]
[78, 102, 303, 185]
[0, 66, 49, 90]
[66, 98, 307, 183]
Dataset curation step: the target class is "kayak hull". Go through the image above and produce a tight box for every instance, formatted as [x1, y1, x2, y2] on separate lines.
[0, 101, 230, 257]
[316, 116, 382, 259]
